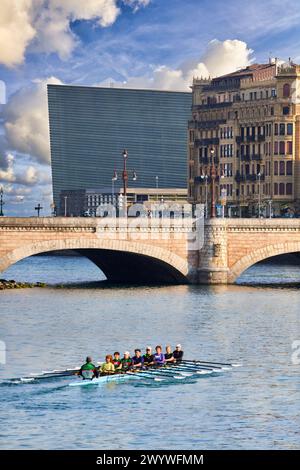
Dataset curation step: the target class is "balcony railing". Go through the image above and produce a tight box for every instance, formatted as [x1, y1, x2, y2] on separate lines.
[194, 138, 220, 146]
[251, 154, 262, 161]
[241, 154, 251, 161]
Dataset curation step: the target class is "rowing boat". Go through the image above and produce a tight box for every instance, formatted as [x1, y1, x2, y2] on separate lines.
[68, 363, 218, 387]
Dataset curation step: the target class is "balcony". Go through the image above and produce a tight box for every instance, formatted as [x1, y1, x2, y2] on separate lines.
[194, 137, 220, 146]
[251, 154, 262, 161]
[235, 172, 246, 183]
[246, 135, 256, 142]
[241, 154, 251, 161]
[192, 102, 233, 111]
[188, 119, 227, 130]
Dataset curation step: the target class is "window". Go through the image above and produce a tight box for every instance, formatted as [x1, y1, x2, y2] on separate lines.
[279, 183, 285, 196]
[274, 161, 278, 175]
[283, 83, 290, 98]
[286, 183, 293, 195]
[274, 123, 278, 135]
[285, 161, 293, 176]
[274, 142, 278, 155]
[287, 141, 293, 154]
[283, 106, 290, 115]
[274, 183, 278, 195]
[271, 89, 277, 98]
[287, 123, 293, 135]
[280, 161, 285, 176]
[279, 123, 285, 135]
[279, 141, 285, 155]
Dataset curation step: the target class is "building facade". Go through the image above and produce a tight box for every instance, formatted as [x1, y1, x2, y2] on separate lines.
[188, 61, 300, 217]
[48, 85, 192, 214]
[59, 188, 187, 217]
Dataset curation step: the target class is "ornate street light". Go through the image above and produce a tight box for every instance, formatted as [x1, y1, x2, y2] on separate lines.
[0, 187, 4, 217]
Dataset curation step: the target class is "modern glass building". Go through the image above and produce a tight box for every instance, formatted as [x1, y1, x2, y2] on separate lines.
[48, 85, 192, 212]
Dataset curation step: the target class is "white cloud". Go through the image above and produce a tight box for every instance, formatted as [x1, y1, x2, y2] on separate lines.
[0, 0, 151, 67]
[123, 0, 151, 12]
[0, 0, 36, 68]
[99, 39, 253, 91]
[3, 77, 63, 165]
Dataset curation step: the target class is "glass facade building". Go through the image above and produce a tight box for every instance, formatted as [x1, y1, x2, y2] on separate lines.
[48, 85, 192, 212]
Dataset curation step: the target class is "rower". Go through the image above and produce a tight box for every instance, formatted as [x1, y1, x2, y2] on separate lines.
[143, 346, 154, 366]
[173, 344, 184, 362]
[100, 355, 115, 375]
[121, 351, 132, 371]
[153, 345, 165, 366]
[113, 351, 122, 370]
[165, 345, 175, 363]
[79, 356, 98, 380]
[132, 349, 144, 369]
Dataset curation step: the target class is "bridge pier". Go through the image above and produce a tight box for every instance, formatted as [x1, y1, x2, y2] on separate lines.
[197, 220, 229, 284]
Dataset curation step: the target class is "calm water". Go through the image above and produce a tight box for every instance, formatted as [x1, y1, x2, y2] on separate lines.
[0, 255, 299, 450]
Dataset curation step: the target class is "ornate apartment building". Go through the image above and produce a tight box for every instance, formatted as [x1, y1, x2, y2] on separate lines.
[188, 61, 300, 217]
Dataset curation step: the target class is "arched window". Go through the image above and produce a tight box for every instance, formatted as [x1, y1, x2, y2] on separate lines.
[283, 83, 290, 98]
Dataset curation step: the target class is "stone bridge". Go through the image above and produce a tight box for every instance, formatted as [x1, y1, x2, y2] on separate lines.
[0, 217, 300, 284]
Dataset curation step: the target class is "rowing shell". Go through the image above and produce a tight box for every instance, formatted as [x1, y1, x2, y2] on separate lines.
[69, 372, 147, 387]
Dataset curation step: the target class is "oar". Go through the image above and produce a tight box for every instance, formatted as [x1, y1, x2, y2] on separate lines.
[21, 368, 80, 381]
[173, 363, 225, 372]
[168, 363, 216, 374]
[182, 359, 242, 367]
[133, 368, 186, 380]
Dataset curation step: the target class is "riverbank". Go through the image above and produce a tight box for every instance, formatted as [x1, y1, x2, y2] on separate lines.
[0, 279, 46, 290]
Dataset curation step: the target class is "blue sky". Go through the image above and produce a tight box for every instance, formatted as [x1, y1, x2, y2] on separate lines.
[1, 0, 300, 215]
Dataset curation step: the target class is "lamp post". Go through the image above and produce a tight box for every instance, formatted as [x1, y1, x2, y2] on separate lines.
[112, 169, 117, 205]
[155, 175, 159, 201]
[257, 172, 261, 218]
[210, 148, 217, 218]
[64, 196, 68, 217]
[200, 174, 208, 218]
[122, 149, 128, 199]
[0, 187, 4, 217]
[268, 199, 273, 219]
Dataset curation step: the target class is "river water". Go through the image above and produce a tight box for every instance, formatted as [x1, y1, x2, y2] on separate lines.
[0, 254, 299, 450]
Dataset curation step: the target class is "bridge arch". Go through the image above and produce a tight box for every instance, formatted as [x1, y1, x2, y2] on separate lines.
[0, 238, 189, 284]
[228, 241, 300, 283]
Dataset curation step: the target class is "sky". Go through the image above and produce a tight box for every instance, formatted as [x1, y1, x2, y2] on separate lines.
[1, 0, 300, 216]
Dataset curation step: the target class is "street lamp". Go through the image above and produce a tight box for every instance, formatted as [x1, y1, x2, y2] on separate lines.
[268, 199, 273, 219]
[112, 169, 117, 204]
[0, 187, 4, 217]
[64, 196, 68, 217]
[210, 148, 217, 218]
[257, 172, 261, 218]
[200, 174, 208, 218]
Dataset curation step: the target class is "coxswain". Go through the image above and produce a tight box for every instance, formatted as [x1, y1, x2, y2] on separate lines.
[165, 345, 175, 363]
[153, 345, 165, 366]
[173, 344, 184, 362]
[132, 349, 144, 369]
[143, 346, 154, 366]
[100, 355, 115, 375]
[121, 351, 132, 371]
[79, 356, 98, 380]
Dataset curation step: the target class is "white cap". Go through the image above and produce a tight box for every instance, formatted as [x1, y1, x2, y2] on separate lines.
[146, 346, 152, 350]
[124, 351, 130, 356]
[176, 344, 182, 348]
